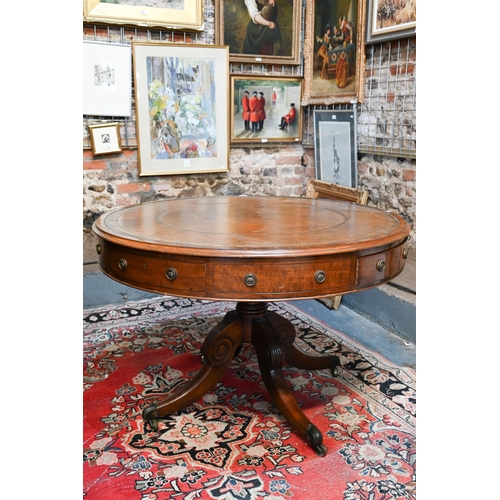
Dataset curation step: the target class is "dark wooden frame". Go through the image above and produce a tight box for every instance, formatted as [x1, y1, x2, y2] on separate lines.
[314, 109, 357, 188]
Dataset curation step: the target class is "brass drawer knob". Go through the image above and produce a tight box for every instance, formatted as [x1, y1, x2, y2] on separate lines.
[376, 259, 386, 272]
[403, 249, 409, 259]
[315, 270, 326, 283]
[96, 244, 101, 255]
[244, 273, 257, 287]
[166, 268, 177, 281]
[118, 259, 127, 271]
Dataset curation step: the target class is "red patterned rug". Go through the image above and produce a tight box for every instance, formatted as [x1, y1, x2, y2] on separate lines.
[83, 297, 416, 499]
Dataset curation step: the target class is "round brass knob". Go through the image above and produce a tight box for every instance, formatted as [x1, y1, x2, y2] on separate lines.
[96, 244, 101, 255]
[376, 259, 386, 272]
[244, 273, 257, 287]
[403, 249, 409, 259]
[315, 270, 326, 283]
[118, 259, 127, 271]
[166, 268, 177, 281]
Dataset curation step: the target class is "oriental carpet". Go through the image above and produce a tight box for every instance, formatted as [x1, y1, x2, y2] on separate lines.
[83, 297, 416, 499]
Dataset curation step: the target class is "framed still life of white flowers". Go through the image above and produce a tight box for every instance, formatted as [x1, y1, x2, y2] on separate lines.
[132, 43, 230, 176]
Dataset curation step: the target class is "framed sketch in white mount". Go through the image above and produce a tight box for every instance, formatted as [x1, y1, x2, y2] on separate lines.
[313, 109, 357, 188]
[83, 41, 132, 117]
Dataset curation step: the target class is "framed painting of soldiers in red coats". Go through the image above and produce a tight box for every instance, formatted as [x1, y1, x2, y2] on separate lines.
[217, 0, 302, 65]
[230, 76, 303, 144]
[302, 0, 367, 105]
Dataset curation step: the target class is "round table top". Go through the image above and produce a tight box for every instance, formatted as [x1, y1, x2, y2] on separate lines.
[93, 196, 410, 258]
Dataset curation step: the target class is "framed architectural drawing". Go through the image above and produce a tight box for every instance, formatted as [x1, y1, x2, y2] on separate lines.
[88, 123, 123, 155]
[217, 0, 302, 65]
[83, 41, 132, 117]
[83, 0, 204, 31]
[366, 0, 416, 43]
[302, 0, 366, 105]
[313, 109, 357, 187]
[133, 42, 230, 176]
[230, 76, 302, 145]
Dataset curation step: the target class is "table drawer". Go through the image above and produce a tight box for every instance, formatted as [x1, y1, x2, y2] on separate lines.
[212, 258, 354, 297]
[98, 242, 206, 294]
[356, 245, 406, 288]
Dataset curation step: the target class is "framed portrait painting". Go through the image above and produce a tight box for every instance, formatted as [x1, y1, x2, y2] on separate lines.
[133, 42, 230, 176]
[366, 0, 416, 43]
[313, 109, 357, 187]
[302, 0, 367, 105]
[83, 0, 204, 31]
[217, 0, 302, 65]
[230, 76, 302, 145]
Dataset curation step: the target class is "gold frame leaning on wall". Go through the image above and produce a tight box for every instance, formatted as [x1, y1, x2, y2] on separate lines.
[302, 0, 367, 105]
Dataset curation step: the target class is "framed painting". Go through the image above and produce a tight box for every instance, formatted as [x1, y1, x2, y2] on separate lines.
[230, 76, 302, 145]
[133, 42, 230, 176]
[366, 0, 416, 43]
[217, 0, 302, 65]
[83, 0, 204, 31]
[83, 40, 132, 117]
[313, 109, 357, 187]
[88, 123, 123, 155]
[302, 0, 367, 105]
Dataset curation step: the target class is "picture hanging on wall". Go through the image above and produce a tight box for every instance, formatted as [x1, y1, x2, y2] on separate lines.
[83, 41, 132, 117]
[302, 0, 367, 105]
[230, 76, 303, 145]
[83, 0, 204, 31]
[88, 122, 123, 156]
[365, 0, 416, 43]
[313, 109, 357, 187]
[217, 0, 302, 65]
[133, 42, 230, 176]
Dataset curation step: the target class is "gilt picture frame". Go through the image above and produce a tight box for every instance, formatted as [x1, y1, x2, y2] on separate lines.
[365, 0, 416, 43]
[302, 0, 366, 105]
[314, 109, 357, 187]
[230, 76, 303, 145]
[217, 0, 302, 65]
[83, 40, 132, 117]
[83, 0, 204, 32]
[88, 122, 123, 155]
[133, 42, 230, 176]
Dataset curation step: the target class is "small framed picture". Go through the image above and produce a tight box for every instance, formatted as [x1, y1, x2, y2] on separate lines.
[88, 123, 122, 155]
[313, 110, 357, 187]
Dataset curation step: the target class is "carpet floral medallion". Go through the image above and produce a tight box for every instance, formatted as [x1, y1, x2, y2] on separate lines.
[83, 297, 416, 499]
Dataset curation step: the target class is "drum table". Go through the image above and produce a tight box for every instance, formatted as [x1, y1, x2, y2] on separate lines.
[93, 196, 410, 456]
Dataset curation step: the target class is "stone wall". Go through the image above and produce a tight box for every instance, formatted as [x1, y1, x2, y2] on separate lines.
[83, 146, 416, 247]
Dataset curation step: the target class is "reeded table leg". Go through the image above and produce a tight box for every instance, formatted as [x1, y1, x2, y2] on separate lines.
[142, 302, 340, 455]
